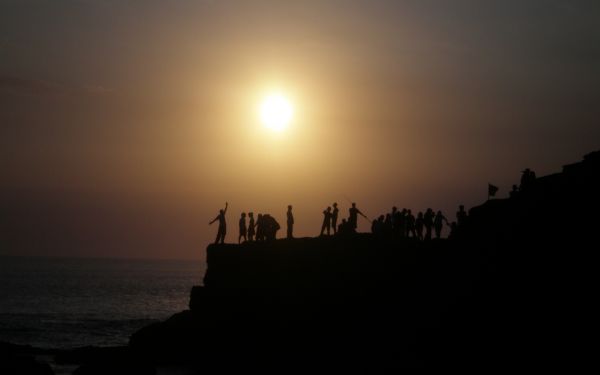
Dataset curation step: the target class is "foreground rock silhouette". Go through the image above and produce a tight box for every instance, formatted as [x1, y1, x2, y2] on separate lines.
[128, 151, 599, 371]
[5, 151, 597, 373]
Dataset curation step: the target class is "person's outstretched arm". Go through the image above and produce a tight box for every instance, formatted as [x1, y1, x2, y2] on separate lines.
[223, 202, 228, 214]
[209, 216, 218, 225]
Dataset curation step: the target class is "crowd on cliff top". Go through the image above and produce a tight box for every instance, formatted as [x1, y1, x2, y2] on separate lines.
[209, 168, 540, 245]
[208, 201, 468, 245]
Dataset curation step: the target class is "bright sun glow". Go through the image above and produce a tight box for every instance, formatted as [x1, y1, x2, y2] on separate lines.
[260, 94, 293, 131]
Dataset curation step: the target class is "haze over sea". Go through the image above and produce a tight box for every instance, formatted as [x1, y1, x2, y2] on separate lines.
[0, 256, 205, 349]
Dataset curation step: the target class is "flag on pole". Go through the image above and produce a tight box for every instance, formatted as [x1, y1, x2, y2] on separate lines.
[488, 183, 499, 198]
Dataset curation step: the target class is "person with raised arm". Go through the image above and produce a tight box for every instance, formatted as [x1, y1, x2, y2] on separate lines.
[209, 202, 228, 244]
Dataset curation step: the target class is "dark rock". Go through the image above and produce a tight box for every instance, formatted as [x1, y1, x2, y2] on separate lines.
[73, 361, 155, 375]
[129, 150, 599, 371]
[0, 342, 54, 375]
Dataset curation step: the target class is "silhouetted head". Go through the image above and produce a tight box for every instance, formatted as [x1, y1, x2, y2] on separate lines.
[258, 213, 263, 218]
[459, 205, 464, 211]
[327, 206, 331, 211]
[407, 209, 412, 214]
[241, 212, 246, 217]
[219, 209, 224, 214]
[288, 205, 292, 210]
[342, 219, 347, 223]
[333, 202, 338, 208]
[437, 211, 442, 215]
[249, 212, 254, 217]
[392, 206, 397, 212]
[418, 212, 423, 218]
[379, 215, 384, 221]
[352, 202, 356, 208]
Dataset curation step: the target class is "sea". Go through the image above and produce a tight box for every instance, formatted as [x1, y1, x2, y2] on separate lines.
[0, 256, 205, 349]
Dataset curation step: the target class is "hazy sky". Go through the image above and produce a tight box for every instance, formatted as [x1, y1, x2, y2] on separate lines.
[1, 0, 599, 259]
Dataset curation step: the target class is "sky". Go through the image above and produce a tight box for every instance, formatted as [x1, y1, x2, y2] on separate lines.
[1, 0, 599, 259]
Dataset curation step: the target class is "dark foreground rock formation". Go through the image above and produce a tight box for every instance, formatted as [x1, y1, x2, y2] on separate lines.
[5, 151, 597, 373]
[129, 151, 599, 372]
[0, 342, 54, 375]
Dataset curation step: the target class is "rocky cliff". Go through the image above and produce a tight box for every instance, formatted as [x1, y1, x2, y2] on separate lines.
[128, 151, 599, 372]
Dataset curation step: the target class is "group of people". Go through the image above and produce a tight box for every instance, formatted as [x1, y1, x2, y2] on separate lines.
[371, 207, 455, 240]
[319, 202, 368, 236]
[210, 201, 469, 245]
[209, 202, 283, 245]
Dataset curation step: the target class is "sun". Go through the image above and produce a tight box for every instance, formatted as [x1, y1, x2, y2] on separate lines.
[260, 93, 293, 131]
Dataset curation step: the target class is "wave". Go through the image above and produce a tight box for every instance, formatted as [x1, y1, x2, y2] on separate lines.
[0, 313, 163, 349]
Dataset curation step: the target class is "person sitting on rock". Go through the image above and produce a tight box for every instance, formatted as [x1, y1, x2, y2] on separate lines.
[262, 214, 280, 241]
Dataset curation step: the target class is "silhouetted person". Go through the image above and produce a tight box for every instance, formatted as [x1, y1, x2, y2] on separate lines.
[406, 209, 417, 238]
[399, 209, 408, 238]
[456, 205, 468, 227]
[338, 219, 349, 235]
[256, 213, 264, 242]
[434, 210, 449, 239]
[286, 205, 294, 239]
[520, 168, 536, 191]
[415, 212, 424, 240]
[348, 203, 366, 232]
[262, 214, 280, 241]
[321, 206, 332, 236]
[372, 215, 385, 237]
[509, 184, 519, 199]
[448, 221, 458, 239]
[424, 208, 434, 240]
[238, 212, 247, 244]
[391, 206, 398, 230]
[383, 213, 393, 237]
[331, 203, 339, 235]
[209, 202, 228, 244]
[371, 216, 378, 234]
[248, 212, 255, 242]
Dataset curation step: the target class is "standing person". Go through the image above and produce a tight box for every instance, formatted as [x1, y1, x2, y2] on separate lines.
[320, 206, 332, 236]
[406, 209, 417, 238]
[383, 214, 393, 237]
[415, 212, 424, 240]
[399, 209, 408, 238]
[247, 212, 255, 242]
[286, 205, 294, 239]
[256, 214, 264, 242]
[331, 203, 339, 235]
[424, 208, 434, 240]
[348, 203, 367, 232]
[238, 212, 247, 244]
[209, 202, 228, 244]
[434, 211, 449, 239]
